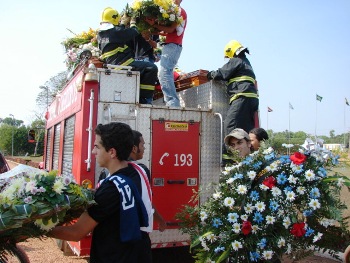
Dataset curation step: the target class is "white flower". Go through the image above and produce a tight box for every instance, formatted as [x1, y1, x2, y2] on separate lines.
[259, 184, 269, 191]
[213, 191, 222, 199]
[240, 214, 248, 221]
[224, 197, 235, 207]
[255, 201, 266, 212]
[283, 217, 291, 229]
[263, 147, 274, 154]
[320, 218, 336, 228]
[34, 218, 59, 231]
[53, 179, 66, 194]
[277, 237, 286, 248]
[309, 199, 321, 210]
[286, 243, 292, 254]
[251, 225, 260, 234]
[226, 178, 234, 184]
[296, 186, 306, 195]
[244, 203, 254, 214]
[169, 13, 176, 21]
[237, 185, 248, 195]
[266, 215, 276, 224]
[227, 212, 239, 223]
[247, 171, 256, 180]
[313, 232, 323, 243]
[232, 223, 241, 233]
[285, 191, 296, 201]
[268, 161, 279, 172]
[262, 250, 273, 260]
[337, 178, 345, 187]
[304, 169, 316, 181]
[206, 233, 216, 243]
[271, 187, 282, 197]
[288, 175, 298, 184]
[200, 211, 208, 222]
[231, 240, 242, 251]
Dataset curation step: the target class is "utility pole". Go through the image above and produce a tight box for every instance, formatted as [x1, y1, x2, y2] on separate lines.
[9, 114, 14, 156]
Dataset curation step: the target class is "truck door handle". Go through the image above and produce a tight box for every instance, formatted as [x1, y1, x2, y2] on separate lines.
[167, 180, 185, 184]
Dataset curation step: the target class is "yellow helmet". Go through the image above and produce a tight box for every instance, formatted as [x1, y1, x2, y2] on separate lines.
[101, 7, 120, 25]
[224, 40, 248, 58]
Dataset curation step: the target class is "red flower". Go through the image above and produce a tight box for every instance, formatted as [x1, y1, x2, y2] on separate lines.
[262, 176, 276, 189]
[242, 220, 252, 235]
[290, 152, 307, 165]
[290, 222, 306, 237]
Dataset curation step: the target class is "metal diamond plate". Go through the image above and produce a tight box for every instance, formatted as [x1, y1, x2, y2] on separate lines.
[98, 70, 140, 104]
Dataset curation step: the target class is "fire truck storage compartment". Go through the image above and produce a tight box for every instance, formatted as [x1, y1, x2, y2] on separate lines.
[95, 103, 225, 246]
[98, 69, 140, 104]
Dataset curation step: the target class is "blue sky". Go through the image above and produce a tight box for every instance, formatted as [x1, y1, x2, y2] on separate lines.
[1, 0, 349, 136]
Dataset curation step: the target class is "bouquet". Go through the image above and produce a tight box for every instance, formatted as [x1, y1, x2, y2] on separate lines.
[0, 170, 95, 258]
[129, 0, 183, 32]
[177, 142, 350, 262]
[61, 28, 101, 70]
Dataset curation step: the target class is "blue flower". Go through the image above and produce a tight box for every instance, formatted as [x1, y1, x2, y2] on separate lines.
[250, 190, 260, 201]
[310, 187, 320, 199]
[305, 228, 314, 237]
[252, 161, 263, 169]
[277, 173, 287, 185]
[212, 218, 223, 228]
[284, 186, 293, 192]
[279, 155, 291, 164]
[332, 155, 339, 165]
[303, 209, 313, 217]
[257, 238, 267, 249]
[250, 251, 260, 262]
[214, 246, 225, 253]
[264, 153, 275, 161]
[234, 173, 243, 180]
[253, 212, 264, 224]
[242, 156, 253, 165]
[317, 167, 327, 178]
[269, 200, 279, 211]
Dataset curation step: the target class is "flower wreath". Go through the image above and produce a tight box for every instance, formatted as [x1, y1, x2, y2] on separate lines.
[177, 142, 350, 263]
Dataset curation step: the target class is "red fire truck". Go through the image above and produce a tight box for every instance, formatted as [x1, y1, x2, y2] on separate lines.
[43, 58, 258, 256]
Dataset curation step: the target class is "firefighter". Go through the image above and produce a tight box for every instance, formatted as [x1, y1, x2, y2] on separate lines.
[97, 7, 158, 104]
[207, 40, 259, 135]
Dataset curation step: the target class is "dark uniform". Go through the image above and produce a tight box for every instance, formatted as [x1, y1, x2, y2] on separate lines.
[98, 25, 158, 104]
[207, 55, 259, 135]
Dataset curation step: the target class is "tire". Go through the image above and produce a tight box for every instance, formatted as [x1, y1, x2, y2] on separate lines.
[0, 243, 30, 263]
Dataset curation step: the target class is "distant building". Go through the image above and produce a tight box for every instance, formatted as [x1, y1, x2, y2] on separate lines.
[323, 144, 344, 151]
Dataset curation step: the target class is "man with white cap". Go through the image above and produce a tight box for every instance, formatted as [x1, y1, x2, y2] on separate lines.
[223, 128, 252, 165]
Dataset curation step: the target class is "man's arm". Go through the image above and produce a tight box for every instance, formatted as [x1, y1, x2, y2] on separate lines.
[48, 211, 98, 241]
[144, 18, 178, 34]
[153, 206, 167, 232]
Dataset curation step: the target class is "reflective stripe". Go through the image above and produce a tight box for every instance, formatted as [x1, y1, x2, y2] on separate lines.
[120, 58, 134, 66]
[227, 75, 255, 85]
[100, 45, 129, 60]
[229, 92, 259, 103]
[140, 84, 155, 91]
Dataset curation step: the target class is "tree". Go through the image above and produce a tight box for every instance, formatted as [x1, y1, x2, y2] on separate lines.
[0, 117, 23, 127]
[330, 129, 335, 139]
[36, 71, 68, 114]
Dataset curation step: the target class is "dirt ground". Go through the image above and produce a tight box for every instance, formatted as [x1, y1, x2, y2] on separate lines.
[15, 237, 345, 263]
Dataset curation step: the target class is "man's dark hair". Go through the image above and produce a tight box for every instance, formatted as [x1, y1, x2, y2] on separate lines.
[95, 122, 133, 161]
[249, 127, 269, 142]
[132, 130, 143, 147]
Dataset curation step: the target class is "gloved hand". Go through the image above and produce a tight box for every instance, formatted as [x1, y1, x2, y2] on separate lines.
[207, 71, 214, 80]
[130, 17, 137, 28]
